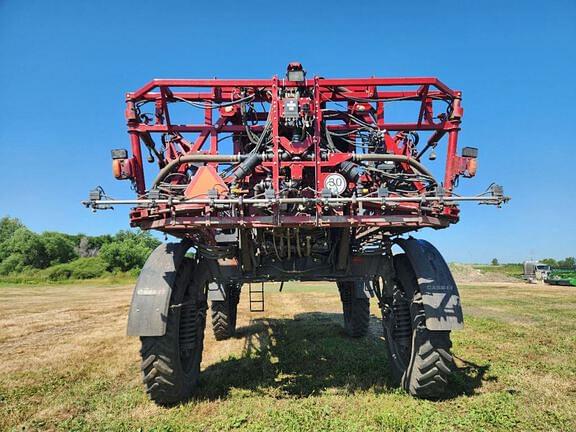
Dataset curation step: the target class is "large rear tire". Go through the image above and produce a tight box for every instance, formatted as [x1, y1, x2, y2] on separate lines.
[211, 283, 241, 341]
[383, 254, 454, 399]
[338, 281, 370, 338]
[139, 258, 209, 406]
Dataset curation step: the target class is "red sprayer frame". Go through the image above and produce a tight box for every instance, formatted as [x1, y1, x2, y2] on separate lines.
[85, 65, 506, 237]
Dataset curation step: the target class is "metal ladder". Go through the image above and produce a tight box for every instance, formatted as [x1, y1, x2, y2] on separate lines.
[248, 282, 265, 312]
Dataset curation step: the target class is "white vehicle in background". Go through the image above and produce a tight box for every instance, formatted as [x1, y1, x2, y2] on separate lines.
[523, 261, 551, 282]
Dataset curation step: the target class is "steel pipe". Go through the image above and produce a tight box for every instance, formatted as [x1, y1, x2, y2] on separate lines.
[152, 154, 253, 189]
[84, 195, 507, 207]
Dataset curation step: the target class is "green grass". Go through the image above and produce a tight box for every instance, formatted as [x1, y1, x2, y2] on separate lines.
[1, 282, 575, 431]
[0, 272, 136, 286]
[262, 281, 336, 293]
[472, 264, 524, 278]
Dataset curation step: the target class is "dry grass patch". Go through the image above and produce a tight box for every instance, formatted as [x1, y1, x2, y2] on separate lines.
[0, 281, 574, 431]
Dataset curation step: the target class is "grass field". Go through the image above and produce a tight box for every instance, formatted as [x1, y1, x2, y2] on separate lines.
[1, 281, 575, 431]
[471, 264, 524, 279]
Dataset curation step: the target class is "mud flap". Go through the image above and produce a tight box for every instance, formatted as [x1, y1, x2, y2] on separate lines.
[126, 242, 190, 336]
[396, 237, 464, 331]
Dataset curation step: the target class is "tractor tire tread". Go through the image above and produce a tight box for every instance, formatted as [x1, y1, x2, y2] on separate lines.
[385, 254, 455, 400]
[139, 257, 207, 406]
[338, 281, 370, 338]
[210, 286, 240, 341]
[404, 329, 453, 399]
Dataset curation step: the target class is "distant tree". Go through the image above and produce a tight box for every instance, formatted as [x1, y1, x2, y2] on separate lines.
[0, 219, 161, 276]
[59, 233, 85, 247]
[86, 234, 114, 250]
[0, 217, 25, 245]
[491, 258, 499, 266]
[40, 232, 78, 265]
[541, 258, 558, 267]
[2, 227, 49, 269]
[558, 257, 575, 269]
[114, 230, 160, 250]
[0, 255, 22, 275]
[98, 230, 160, 272]
[77, 237, 94, 257]
[76, 234, 114, 257]
[99, 240, 151, 272]
[0, 219, 31, 273]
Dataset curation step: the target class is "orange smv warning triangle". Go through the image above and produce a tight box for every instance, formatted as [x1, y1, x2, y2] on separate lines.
[184, 165, 229, 199]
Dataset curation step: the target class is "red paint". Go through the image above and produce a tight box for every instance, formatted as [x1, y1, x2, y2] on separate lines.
[121, 68, 469, 235]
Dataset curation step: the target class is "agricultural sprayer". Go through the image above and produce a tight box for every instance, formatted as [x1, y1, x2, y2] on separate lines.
[84, 63, 508, 404]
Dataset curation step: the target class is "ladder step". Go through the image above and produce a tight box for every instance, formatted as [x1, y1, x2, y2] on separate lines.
[249, 283, 265, 312]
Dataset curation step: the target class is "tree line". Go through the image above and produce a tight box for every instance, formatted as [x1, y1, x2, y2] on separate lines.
[0, 216, 161, 281]
[491, 257, 575, 269]
[540, 257, 576, 269]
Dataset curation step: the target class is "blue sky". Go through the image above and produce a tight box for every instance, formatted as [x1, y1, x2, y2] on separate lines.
[1, 0, 574, 263]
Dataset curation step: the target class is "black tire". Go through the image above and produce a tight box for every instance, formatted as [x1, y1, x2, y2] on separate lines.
[139, 258, 209, 406]
[383, 254, 454, 399]
[337, 281, 370, 337]
[211, 284, 241, 341]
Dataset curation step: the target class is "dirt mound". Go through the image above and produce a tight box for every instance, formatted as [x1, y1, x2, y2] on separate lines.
[449, 263, 518, 284]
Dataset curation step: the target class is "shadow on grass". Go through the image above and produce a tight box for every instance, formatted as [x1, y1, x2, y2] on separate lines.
[196, 312, 492, 401]
[447, 355, 495, 398]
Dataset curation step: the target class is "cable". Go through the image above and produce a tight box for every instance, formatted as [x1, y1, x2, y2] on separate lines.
[322, 109, 379, 130]
[172, 94, 255, 110]
[331, 87, 454, 103]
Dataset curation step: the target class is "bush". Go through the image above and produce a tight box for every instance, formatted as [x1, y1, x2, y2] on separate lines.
[76, 234, 114, 257]
[558, 257, 575, 269]
[0, 254, 25, 275]
[0, 216, 159, 280]
[114, 230, 160, 250]
[99, 230, 160, 272]
[46, 257, 107, 281]
[40, 232, 78, 265]
[99, 240, 153, 272]
[1, 227, 78, 270]
[0, 217, 25, 245]
[46, 264, 73, 281]
[2, 227, 49, 268]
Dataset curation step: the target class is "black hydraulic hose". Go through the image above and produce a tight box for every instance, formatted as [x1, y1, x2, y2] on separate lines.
[351, 153, 436, 180]
[230, 153, 263, 182]
[151, 152, 433, 190]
